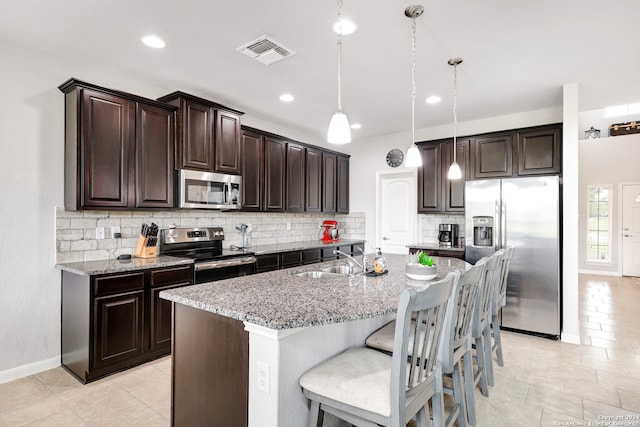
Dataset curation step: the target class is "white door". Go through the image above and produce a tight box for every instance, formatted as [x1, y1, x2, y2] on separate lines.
[622, 184, 640, 276]
[377, 171, 417, 254]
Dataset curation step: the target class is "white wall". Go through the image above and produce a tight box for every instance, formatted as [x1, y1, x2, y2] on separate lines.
[0, 38, 325, 381]
[578, 133, 640, 274]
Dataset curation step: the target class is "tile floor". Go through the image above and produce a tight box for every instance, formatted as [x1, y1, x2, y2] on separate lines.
[0, 273, 639, 426]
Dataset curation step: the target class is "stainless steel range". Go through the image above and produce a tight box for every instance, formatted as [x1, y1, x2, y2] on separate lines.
[159, 227, 256, 284]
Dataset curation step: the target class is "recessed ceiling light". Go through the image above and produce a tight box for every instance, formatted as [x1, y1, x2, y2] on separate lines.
[332, 18, 358, 36]
[426, 96, 441, 104]
[141, 35, 166, 49]
[350, 123, 362, 129]
[279, 94, 295, 102]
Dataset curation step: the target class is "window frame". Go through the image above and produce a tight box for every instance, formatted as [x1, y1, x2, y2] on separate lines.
[586, 184, 613, 264]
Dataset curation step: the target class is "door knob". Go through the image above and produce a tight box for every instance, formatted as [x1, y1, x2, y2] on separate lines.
[383, 236, 390, 240]
[624, 234, 632, 237]
[624, 227, 630, 231]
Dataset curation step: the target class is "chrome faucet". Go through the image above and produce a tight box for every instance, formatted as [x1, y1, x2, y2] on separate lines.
[333, 249, 365, 276]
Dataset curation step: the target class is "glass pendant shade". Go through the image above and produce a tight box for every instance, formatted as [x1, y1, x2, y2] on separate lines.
[327, 110, 351, 144]
[447, 161, 462, 179]
[406, 145, 422, 167]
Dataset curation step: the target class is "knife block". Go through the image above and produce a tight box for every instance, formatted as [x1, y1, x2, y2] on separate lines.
[135, 235, 157, 259]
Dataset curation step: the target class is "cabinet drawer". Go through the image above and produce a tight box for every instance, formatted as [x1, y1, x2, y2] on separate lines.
[93, 272, 145, 297]
[255, 254, 280, 272]
[281, 251, 302, 268]
[437, 250, 465, 260]
[322, 248, 338, 260]
[301, 249, 322, 265]
[150, 265, 193, 288]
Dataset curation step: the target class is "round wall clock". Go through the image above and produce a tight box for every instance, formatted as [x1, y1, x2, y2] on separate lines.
[386, 148, 404, 167]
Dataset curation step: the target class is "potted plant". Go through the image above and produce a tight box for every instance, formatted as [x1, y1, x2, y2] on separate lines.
[406, 251, 438, 280]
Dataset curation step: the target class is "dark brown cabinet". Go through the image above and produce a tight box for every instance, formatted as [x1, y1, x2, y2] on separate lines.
[442, 139, 469, 212]
[240, 130, 263, 211]
[417, 143, 442, 212]
[408, 247, 465, 260]
[286, 142, 305, 212]
[336, 155, 350, 214]
[305, 147, 323, 212]
[264, 136, 286, 212]
[157, 91, 243, 174]
[61, 264, 193, 383]
[471, 132, 513, 179]
[59, 79, 176, 210]
[322, 153, 337, 213]
[516, 127, 561, 175]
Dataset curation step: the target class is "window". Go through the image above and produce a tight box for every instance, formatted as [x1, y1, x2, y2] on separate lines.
[586, 185, 612, 263]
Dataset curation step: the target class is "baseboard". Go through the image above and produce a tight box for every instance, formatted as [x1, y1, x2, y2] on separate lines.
[0, 356, 60, 385]
[560, 332, 581, 345]
[578, 269, 621, 277]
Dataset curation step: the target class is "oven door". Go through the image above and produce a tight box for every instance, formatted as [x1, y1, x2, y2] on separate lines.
[194, 256, 256, 284]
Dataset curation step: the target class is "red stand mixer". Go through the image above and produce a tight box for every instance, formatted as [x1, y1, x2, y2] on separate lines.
[320, 220, 339, 242]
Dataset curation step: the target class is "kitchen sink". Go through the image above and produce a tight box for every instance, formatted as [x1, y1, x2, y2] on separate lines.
[292, 271, 346, 279]
[321, 265, 352, 275]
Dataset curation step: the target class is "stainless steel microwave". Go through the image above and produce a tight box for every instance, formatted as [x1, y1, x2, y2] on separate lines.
[179, 169, 242, 210]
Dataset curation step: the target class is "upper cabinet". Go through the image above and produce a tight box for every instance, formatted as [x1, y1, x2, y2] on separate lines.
[322, 153, 337, 213]
[305, 148, 323, 213]
[263, 136, 286, 212]
[157, 92, 243, 175]
[286, 142, 306, 213]
[417, 123, 562, 213]
[59, 79, 176, 210]
[336, 154, 350, 214]
[239, 129, 263, 211]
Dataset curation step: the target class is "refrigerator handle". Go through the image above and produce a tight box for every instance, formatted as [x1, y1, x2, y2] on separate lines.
[501, 199, 507, 249]
[495, 199, 500, 251]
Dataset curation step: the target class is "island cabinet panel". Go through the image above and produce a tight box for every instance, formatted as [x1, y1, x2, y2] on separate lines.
[80, 89, 134, 209]
[305, 147, 323, 212]
[214, 110, 241, 174]
[240, 129, 264, 211]
[471, 133, 513, 178]
[61, 264, 193, 384]
[59, 79, 177, 210]
[286, 142, 306, 212]
[322, 153, 337, 212]
[135, 103, 175, 208]
[172, 304, 249, 427]
[516, 127, 561, 176]
[417, 143, 442, 212]
[264, 136, 286, 212]
[336, 154, 350, 213]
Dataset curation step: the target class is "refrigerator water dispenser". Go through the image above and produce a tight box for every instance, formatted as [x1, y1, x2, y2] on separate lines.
[472, 216, 493, 247]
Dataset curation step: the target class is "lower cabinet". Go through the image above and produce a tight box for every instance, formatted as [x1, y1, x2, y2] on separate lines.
[61, 264, 193, 383]
[254, 243, 363, 273]
[408, 247, 465, 261]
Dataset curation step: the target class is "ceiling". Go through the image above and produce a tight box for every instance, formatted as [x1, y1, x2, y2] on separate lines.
[1, 0, 639, 142]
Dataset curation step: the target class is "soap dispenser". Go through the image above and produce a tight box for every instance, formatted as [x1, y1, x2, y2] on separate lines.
[373, 248, 386, 273]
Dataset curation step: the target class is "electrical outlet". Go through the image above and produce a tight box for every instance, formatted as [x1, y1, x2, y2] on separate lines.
[245, 223, 252, 233]
[286, 222, 291, 231]
[96, 227, 105, 240]
[257, 361, 270, 394]
[111, 226, 121, 239]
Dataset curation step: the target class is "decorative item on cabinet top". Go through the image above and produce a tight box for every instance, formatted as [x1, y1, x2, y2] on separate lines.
[584, 126, 601, 139]
[608, 121, 640, 137]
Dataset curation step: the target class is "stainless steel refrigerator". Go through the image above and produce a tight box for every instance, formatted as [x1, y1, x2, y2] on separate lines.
[465, 176, 561, 338]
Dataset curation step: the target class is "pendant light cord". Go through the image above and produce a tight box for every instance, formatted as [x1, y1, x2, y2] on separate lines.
[337, 0, 343, 111]
[452, 62, 458, 164]
[411, 15, 416, 145]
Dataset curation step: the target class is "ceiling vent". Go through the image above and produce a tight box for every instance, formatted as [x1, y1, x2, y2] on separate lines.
[236, 35, 296, 65]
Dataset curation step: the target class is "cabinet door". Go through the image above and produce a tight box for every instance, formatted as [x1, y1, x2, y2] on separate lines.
[181, 100, 214, 171]
[322, 153, 337, 213]
[443, 139, 469, 212]
[215, 110, 241, 174]
[305, 147, 323, 212]
[264, 136, 286, 212]
[135, 103, 175, 208]
[417, 143, 441, 212]
[240, 130, 263, 211]
[149, 266, 192, 353]
[93, 291, 144, 369]
[472, 133, 513, 178]
[516, 127, 561, 175]
[336, 155, 350, 214]
[286, 143, 305, 212]
[255, 254, 280, 272]
[80, 89, 134, 208]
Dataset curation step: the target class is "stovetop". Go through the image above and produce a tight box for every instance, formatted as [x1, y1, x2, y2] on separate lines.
[158, 226, 254, 261]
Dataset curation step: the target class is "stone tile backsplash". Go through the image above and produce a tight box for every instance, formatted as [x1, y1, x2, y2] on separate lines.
[418, 214, 465, 245]
[55, 207, 366, 263]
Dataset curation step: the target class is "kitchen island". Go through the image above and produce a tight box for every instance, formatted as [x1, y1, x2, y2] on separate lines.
[160, 253, 469, 427]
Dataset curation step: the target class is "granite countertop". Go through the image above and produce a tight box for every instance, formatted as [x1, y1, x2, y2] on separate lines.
[160, 253, 469, 330]
[56, 256, 194, 276]
[407, 243, 466, 252]
[247, 239, 365, 255]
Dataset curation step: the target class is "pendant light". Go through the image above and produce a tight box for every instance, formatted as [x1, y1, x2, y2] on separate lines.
[447, 57, 463, 180]
[327, 0, 351, 144]
[404, 5, 424, 167]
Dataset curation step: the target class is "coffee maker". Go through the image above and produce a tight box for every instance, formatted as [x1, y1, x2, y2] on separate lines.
[320, 220, 339, 242]
[438, 224, 459, 246]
